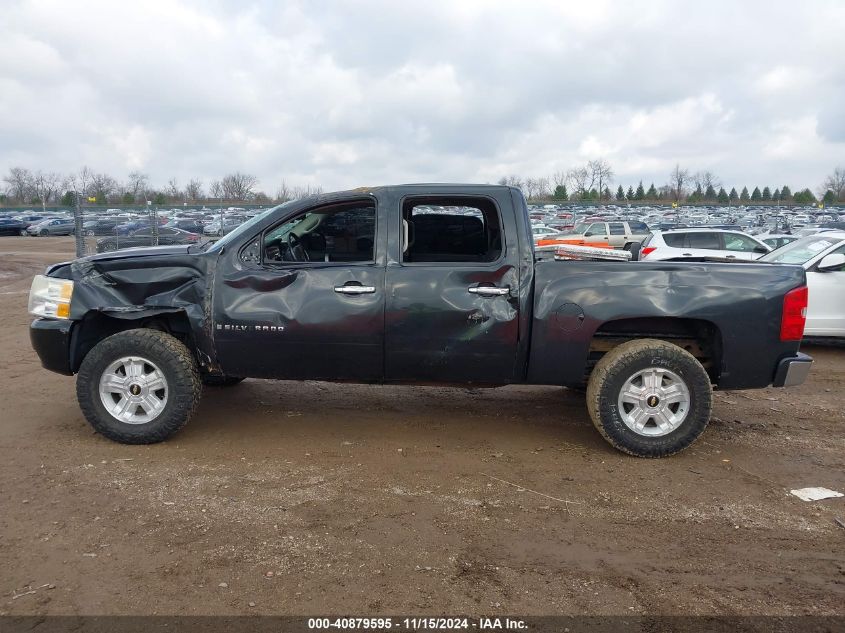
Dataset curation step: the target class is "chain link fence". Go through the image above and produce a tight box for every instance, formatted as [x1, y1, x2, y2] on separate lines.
[70, 200, 222, 257]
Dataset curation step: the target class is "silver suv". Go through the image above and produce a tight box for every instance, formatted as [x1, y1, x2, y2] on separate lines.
[639, 229, 771, 261]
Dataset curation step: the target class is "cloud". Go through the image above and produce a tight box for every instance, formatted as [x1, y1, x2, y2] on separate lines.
[0, 0, 843, 194]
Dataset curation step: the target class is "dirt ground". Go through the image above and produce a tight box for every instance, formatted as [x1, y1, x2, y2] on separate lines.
[0, 236, 843, 617]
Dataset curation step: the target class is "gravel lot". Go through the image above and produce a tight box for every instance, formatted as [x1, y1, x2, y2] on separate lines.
[1, 237, 843, 616]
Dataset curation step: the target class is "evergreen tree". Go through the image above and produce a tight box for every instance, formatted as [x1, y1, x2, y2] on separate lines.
[553, 184, 568, 200]
[635, 181, 645, 200]
[772, 188, 781, 201]
[588, 188, 599, 200]
[729, 187, 739, 203]
[793, 188, 816, 204]
[780, 185, 792, 200]
[740, 186, 750, 201]
[688, 184, 703, 203]
[646, 183, 657, 199]
[616, 185, 625, 201]
[704, 184, 717, 200]
[762, 186, 772, 201]
[822, 190, 836, 205]
[60, 191, 75, 206]
[121, 192, 135, 205]
[717, 187, 729, 204]
[626, 185, 635, 199]
[751, 186, 762, 201]
[153, 192, 166, 205]
[603, 186, 611, 200]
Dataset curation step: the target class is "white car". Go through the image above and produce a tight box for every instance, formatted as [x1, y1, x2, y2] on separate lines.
[639, 229, 771, 261]
[532, 225, 562, 241]
[759, 232, 845, 338]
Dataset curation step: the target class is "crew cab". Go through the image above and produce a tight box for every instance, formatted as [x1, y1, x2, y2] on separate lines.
[28, 185, 812, 457]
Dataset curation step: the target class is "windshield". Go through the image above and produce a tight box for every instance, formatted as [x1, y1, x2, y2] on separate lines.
[206, 204, 291, 252]
[759, 235, 845, 264]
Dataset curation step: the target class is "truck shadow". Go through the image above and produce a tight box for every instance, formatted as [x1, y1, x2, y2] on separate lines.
[185, 380, 607, 452]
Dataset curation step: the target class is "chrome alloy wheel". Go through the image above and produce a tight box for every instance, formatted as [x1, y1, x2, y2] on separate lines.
[98, 356, 168, 424]
[616, 367, 691, 437]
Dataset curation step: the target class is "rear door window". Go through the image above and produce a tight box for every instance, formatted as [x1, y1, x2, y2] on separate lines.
[608, 223, 626, 235]
[686, 232, 721, 249]
[402, 197, 503, 263]
[663, 233, 686, 247]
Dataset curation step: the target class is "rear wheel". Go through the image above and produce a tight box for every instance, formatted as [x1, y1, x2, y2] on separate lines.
[39, 229, 48, 236]
[585, 339, 712, 457]
[77, 329, 202, 444]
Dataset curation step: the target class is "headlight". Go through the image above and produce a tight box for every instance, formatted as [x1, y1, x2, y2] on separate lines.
[28, 275, 74, 319]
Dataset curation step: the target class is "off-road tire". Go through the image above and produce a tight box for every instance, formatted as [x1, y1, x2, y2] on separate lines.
[201, 374, 244, 387]
[586, 339, 712, 457]
[77, 329, 202, 444]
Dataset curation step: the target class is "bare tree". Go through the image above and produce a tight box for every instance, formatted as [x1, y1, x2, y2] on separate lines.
[668, 164, 690, 202]
[209, 180, 223, 199]
[3, 167, 33, 203]
[523, 177, 539, 200]
[90, 172, 118, 204]
[551, 170, 568, 189]
[535, 176, 551, 199]
[822, 167, 845, 200]
[221, 172, 259, 200]
[185, 179, 204, 201]
[276, 180, 293, 202]
[693, 170, 721, 194]
[497, 175, 524, 192]
[588, 159, 614, 201]
[291, 184, 323, 200]
[31, 171, 61, 212]
[567, 166, 592, 197]
[166, 178, 181, 200]
[126, 171, 149, 203]
[64, 166, 95, 202]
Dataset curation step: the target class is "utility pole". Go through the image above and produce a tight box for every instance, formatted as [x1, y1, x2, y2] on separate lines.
[74, 190, 85, 258]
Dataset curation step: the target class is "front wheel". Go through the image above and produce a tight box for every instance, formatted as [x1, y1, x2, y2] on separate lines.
[585, 339, 712, 457]
[76, 329, 202, 444]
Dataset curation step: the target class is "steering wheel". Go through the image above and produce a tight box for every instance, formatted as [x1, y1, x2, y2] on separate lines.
[287, 232, 310, 262]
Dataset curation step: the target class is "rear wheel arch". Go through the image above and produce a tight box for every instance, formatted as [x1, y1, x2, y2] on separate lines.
[586, 317, 723, 384]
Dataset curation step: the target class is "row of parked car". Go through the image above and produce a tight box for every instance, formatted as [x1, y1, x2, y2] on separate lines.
[0, 207, 267, 252]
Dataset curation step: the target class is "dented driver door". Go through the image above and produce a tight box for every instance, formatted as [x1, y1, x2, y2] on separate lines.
[211, 195, 387, 381]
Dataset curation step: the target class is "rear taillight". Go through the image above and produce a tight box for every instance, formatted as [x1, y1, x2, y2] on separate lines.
[640, 246, 657, 258]
[781, 285, 808, 341]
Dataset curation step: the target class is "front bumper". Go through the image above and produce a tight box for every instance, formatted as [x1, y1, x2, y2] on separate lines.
[30, 318, 74, 375]
[772, 352, 813, 387]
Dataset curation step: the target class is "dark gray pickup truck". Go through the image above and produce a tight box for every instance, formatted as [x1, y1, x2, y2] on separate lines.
[28, 184, 812, 456]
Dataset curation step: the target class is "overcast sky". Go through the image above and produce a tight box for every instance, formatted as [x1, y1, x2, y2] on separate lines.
[2, 0, 843, 195]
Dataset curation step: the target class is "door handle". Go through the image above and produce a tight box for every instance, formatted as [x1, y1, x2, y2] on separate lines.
[682, 253, 692, 256]
[468, 285, 510, 297]
[334, 284, 376, 295]
[725, 255, 736, 259]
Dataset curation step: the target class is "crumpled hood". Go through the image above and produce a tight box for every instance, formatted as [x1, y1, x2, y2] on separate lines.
[82, 244, 194, 263]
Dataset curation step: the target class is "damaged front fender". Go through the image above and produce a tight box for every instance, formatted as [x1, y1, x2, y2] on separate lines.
[60, 246, 220, 372]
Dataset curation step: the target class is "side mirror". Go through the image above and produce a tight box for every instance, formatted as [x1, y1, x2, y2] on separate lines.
[584, 232, 594, 237]
[754, 246, 769, 254]
[817, 253, 845, 272]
